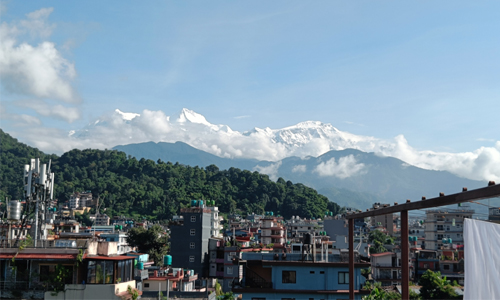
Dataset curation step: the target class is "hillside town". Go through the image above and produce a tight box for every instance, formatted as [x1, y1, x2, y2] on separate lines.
[1, 158, 499, 300]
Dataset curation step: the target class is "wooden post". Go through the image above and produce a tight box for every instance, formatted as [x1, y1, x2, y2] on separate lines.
[349, 218, 354, 299]
[401, 210, 409, 300]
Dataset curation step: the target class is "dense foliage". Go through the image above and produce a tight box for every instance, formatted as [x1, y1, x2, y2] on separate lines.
[126, 224, 169, 265]
[0, 129, 341, 220]
[368, 230, 395, 254]
[418, 269, 462, 299]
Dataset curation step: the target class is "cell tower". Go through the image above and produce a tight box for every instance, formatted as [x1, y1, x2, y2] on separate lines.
[18, 158, 55, 247]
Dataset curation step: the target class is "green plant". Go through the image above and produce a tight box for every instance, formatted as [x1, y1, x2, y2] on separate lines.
[127, 285, 139, 300]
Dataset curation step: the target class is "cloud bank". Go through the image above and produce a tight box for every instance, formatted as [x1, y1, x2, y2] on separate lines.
[314, 155, 366, 179]
[14, 107, 498, 183]
[0, 7, 81, 124]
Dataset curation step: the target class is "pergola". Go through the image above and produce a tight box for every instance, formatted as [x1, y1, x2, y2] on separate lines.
[345, 182, 500, 299]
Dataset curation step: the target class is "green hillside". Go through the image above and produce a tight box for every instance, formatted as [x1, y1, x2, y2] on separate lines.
[0, 129, 340, 220]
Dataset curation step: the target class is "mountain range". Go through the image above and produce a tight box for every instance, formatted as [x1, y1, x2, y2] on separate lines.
[113, 141, 490, 212]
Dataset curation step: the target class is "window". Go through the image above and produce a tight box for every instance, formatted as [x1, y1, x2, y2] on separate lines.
[227, 267, 233, 275]
[320, 271, 325, 274]
[424, 263, 429, 268]
[190, 229, 196, 236]
[282, 270, 296, 283]
[228, 252, 236, 261]
[191, 216, 196, 222]
[444, 264, 450, 270]
[189, 256, 195, 262]
[282, 298, 295, 300]
[338, 272, 349, 284]
[144, 283, 150, 288]
[251, 298, 266, 300]
[310, 271, 315, 274]
[190, 242, 195, 249]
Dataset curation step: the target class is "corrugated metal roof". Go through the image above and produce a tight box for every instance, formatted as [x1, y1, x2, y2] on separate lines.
[0, 253, 77, 260]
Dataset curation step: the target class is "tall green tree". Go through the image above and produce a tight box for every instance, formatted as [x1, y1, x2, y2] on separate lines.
[126, 224, 169, 265]
[419, 269, 462, 299]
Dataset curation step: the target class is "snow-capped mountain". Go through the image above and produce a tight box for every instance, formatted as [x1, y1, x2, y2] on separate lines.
[64, 107, 499, 182]
[69, 107, 379, 160]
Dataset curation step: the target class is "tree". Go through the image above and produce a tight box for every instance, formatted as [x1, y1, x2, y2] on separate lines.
[368, 230, 393, 254]
[419, 269, 462, 299]
[126, 224, 169, 265]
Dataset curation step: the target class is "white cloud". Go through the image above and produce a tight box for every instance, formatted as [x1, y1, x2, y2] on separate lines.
[292, 165, 306, 173]
[314, 155, 366, 179]
[0, 7, 80, 104]
[15, 99, 80, 123]
[9, 106, 500, 183]
[375, 135, 500, 182]
[19, 8, 56, 39]
[253, 162, 282, 181]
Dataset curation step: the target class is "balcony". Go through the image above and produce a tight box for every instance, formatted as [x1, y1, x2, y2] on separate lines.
[134, 269, 149, 280]
[244, 268, 273, 289]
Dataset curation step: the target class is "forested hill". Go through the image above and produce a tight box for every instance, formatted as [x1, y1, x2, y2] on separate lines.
[0, 129, 340, 220]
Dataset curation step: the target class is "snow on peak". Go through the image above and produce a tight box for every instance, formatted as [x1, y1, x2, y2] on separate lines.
[115, 109, 140, 121]
[176, 108, 211, 125]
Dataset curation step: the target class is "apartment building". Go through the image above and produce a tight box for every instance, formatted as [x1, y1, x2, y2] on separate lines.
[424, 208, 474, 250]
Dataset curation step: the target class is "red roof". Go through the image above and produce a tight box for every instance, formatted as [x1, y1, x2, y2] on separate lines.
[85, 255, 135, 261]
[0, 253, 77, 260]
[370, 252, 393, 257]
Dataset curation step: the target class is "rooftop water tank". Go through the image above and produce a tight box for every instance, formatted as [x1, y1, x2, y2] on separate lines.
[164, 255, 172, 266]
[8, 200, 22, 221]
[191, 200, 198, 207]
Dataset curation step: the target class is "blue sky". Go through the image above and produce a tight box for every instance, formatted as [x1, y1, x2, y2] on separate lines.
[1, 0, 499, 156]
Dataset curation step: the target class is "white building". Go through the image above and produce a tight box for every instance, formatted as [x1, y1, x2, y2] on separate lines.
[424, 208, 474, 250]
[207, 204, 223, 238]
[371, 252, 402, 286]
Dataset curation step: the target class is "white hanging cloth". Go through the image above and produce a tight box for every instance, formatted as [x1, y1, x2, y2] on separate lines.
[464, 218, 500, 300]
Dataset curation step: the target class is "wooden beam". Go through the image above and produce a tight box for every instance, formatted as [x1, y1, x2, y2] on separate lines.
[345, 183, 500, 219]
[401, 210, 409, 300]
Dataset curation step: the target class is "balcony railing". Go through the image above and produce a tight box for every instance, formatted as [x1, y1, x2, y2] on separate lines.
[244, 268, 273, 289]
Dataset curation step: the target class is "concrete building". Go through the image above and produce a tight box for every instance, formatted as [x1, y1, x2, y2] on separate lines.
[207, 203, 223, 238]
[234, 252, 370, 300]
[69, 192, 92, 210]
[371, 252, 402, 286]
[169, 205, 212, 277]
[100, 232, 132, 254]
[287, 217, 323, 242]
[489, 207, 500, 224]
[261, 215, 285, 247]
[424, 208, 474, 250]
[369, 203, 394, 236]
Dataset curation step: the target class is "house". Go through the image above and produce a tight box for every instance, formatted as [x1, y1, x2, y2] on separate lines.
[101, 232, 133, 254]
[234, 251, 370, 300]
[370, 252, 401, 286]
[413, 250, 439, 281]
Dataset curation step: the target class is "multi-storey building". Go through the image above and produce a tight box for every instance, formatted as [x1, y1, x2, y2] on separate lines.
[260, 215, 285, 247]
[69, 192, 92, 209]
[369, 203, 394, 236]
[206, 202, 223, 238]
[371, 252, 401, 286]
[424, 208, 474, 250]
[489, 207, 500, 224]
[287, 217, 323, 242]
[169, 203, 212, 277]
[234, 251, 370, 299]
[101, 232, 132, 254]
